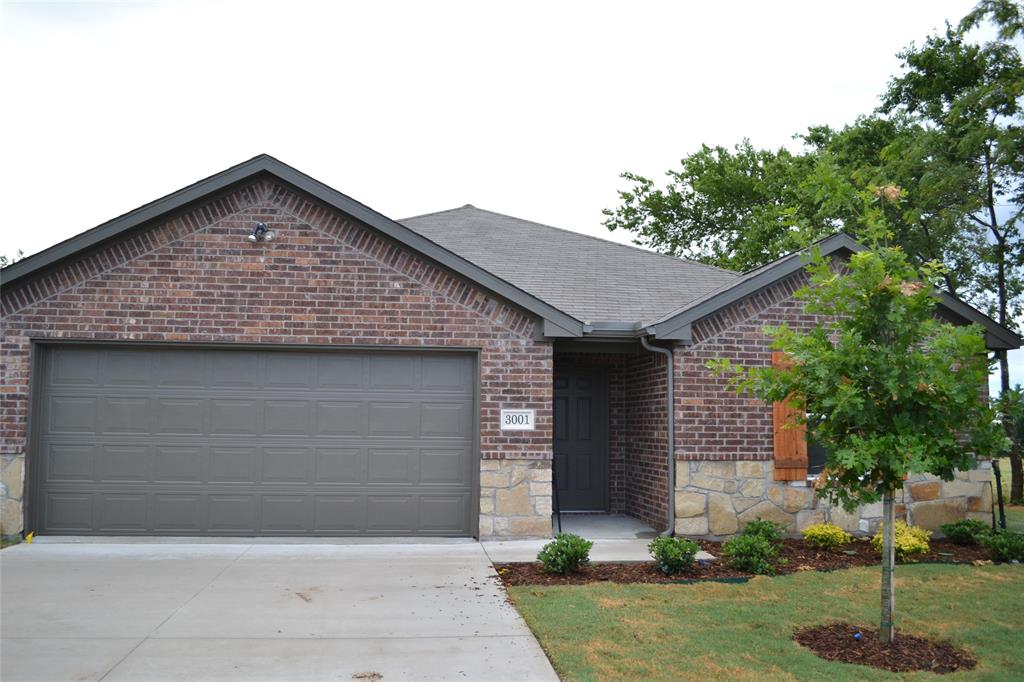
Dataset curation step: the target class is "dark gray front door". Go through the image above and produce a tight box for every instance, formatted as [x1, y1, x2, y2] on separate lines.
[32, 345, 476, 536]
[553, 370, 608, 511]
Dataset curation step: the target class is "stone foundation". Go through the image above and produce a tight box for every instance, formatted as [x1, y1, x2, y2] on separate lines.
[675, 460, 994, 538]
[479, 459, 553, 538]
[1, 454, 24, 538]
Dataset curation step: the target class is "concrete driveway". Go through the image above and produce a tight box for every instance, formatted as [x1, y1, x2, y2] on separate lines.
[0, 541, 557, 681]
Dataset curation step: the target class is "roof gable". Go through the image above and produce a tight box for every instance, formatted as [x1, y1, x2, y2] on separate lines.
[648, 233, 1021, 350]
[0, 155, 584, 337]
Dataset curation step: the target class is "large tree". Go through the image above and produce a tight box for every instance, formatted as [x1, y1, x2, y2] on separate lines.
[711, 192, 1007, 643]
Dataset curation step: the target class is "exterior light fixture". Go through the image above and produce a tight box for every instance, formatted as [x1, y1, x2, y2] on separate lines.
[247, 222, 275, 243]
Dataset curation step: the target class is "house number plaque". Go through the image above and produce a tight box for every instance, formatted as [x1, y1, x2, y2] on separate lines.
[500, 409, 535, 431]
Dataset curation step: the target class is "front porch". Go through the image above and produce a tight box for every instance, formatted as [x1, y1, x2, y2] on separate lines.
[552, 344, 672, 536]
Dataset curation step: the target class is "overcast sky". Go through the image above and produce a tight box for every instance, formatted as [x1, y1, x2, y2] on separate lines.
[0, 0, 1019, 392]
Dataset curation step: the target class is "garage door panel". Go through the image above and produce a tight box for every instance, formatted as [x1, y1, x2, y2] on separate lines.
[366, 495, 416, 532]
[421, 402, 472, 438]
[156, 398, 207, 435]
[421, 449, 469, 484]
[48, 396, 98, 434]
[154, 446, 205, 482]
[35, 347, 476, 536]
[316, 354, 366, 389]
[420, 495, 469, 532]
[210, 399, 260, 435]
[45, 444, 96, 482]
[422, 355, 472, 392]
[367, 449, 417, 484]
[261, 495, 313, 532]
[264, 400, 313, 435]
[155, 351, 208, 388]
[210, 352, 260, 388]
[96, 444, 150, 482]
[153, 493, 205, 532]
[101, 397, 154, 434]
[43, 492, 94, 531]
[51, 348, 100, 386]
[370, 354, 418, 389]
[263, 447, 312, 483]
[97, 493, 148, 531]
[368, 402, 418, 437]
[315, 495, 366, 531]
[101, 349, 154, 386]
[210, 446, 259, 483]
[316, 401, 365, 436]
[315, 448, 363, 483]
[208, 494, 259, 532]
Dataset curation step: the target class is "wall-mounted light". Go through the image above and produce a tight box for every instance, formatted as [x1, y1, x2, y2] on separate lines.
[247, 222, 276, 243]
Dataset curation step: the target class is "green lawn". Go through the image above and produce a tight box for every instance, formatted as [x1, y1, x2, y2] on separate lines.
[508, 564, 1023, 681]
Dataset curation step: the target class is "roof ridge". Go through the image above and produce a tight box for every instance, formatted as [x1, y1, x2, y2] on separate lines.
[402, 205, 739, 275]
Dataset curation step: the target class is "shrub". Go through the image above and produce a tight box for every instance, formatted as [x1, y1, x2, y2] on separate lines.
[871, 521, 931, 562]
[722, 534, 780, 575]
[648, 536, 700, 575]
[537, 533, 593, 574]
[741, 518, 785, 545]
[939, 519, 990, 546]
[979, 531, 1024, 562]
[801, 523, 853, 550]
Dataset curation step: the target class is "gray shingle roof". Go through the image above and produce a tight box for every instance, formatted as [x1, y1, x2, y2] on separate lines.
[400, 205, 739, 325]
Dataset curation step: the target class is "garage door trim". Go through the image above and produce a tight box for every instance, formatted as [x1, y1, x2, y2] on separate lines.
[26, 340, 481, 537]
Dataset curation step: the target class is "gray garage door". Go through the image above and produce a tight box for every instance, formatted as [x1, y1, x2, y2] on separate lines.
[33, 346, 476, 536]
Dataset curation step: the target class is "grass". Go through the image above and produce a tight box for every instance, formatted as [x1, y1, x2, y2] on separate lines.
[508, 564, 1023, 681]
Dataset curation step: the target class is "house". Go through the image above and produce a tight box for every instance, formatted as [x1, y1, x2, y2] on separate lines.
[1, 155, 1017, 540]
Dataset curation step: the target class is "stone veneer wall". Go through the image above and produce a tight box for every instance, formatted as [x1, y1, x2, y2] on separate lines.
[675, 460, 994, 538]
[479, 459, 553, 537]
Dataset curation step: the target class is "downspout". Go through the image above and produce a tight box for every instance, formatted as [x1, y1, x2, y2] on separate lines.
[640, 336, 675, 536]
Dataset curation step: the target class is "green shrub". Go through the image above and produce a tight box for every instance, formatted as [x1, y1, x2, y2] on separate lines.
[722, 534, 780, 575]
[741, 518, 785, 545]
[801, 523, 853, 550]
[980, 531, 1024, 562]
[871, 521, 931, 561]
[648, 536, 700, 574]
[939, 519, 990, 546]
[537, 533, 593, 574]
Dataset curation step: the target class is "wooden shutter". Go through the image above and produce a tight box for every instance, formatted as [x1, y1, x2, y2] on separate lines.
[772, 351, 808, 481]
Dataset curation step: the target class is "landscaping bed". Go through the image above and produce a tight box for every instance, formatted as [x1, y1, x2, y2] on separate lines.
[495, 538, 995, 586]
[794, 622, 977, 674]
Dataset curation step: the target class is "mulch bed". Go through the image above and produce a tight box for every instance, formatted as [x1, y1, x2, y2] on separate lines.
[494, 538, 997, 587]
[793, 622, 976, 674]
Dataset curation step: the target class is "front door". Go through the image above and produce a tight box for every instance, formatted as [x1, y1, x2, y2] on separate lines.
[553, 370, 608, 511]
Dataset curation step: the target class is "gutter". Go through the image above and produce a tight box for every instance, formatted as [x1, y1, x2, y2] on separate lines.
[640, 336, 675, 537]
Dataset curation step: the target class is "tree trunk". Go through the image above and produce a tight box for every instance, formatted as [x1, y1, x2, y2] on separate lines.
[880, 488, 896, 645]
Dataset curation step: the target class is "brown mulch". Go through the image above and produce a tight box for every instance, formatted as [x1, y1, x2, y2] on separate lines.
[494, 538, 997, 587]
[794, 622, 976, 674]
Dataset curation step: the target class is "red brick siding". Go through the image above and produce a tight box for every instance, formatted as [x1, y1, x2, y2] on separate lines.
[676, 272, 820, 461]
[0, 182, 554, 472]
[624, 351, 669, 529]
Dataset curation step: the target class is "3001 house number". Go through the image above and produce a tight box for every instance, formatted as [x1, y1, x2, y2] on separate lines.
[500, 409, 535, 431]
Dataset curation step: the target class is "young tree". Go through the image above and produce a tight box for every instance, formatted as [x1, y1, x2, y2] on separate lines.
[710, 189, 1007, 643]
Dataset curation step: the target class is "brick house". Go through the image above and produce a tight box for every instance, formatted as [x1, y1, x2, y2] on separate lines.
[1, 155, 1018, 540]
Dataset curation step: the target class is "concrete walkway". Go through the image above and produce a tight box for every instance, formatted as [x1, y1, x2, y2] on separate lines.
[0, 542, 557, 682]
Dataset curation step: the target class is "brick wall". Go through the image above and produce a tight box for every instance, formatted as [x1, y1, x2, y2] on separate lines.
[624, 351, 669, 530]
[676, 272, 818, 461]
[0, 180, 554, 536]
